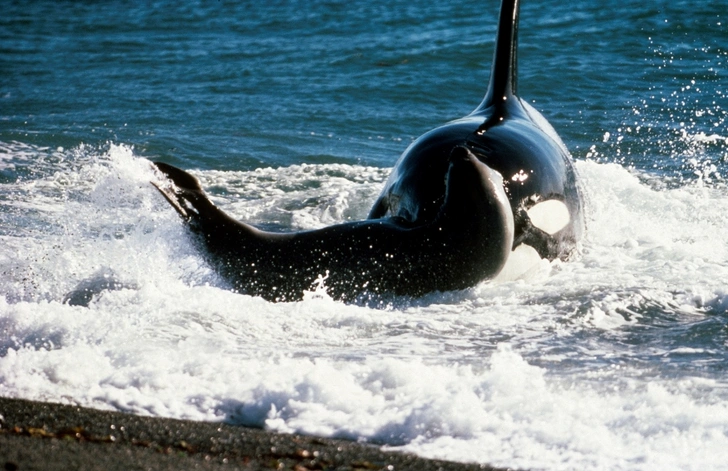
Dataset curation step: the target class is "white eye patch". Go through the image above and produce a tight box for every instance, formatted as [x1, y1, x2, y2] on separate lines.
[526, 199, 570, 235]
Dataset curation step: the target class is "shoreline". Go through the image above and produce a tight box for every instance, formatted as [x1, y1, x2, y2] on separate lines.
[0, 396, 508, 471]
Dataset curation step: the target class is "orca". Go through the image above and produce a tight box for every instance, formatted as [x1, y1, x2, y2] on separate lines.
[153, 0, 583, 302]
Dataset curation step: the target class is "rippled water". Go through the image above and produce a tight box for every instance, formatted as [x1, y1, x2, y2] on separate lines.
[1, 1, 727, 470]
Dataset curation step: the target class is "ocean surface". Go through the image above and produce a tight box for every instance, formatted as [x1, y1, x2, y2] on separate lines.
[1, 0, 727, 469]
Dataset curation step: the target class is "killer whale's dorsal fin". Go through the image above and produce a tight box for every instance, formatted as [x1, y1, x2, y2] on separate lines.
[475, 0, 520, 113]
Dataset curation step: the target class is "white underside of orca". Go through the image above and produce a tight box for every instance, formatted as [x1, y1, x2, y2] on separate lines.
[493, 243, 549, 282]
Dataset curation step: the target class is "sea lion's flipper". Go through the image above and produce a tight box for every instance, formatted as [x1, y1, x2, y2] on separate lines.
[152, 162, 217, 221]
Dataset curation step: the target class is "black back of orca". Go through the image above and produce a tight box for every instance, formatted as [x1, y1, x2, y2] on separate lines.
[153, 0, 583, 301]
[369, 0, 584, 260]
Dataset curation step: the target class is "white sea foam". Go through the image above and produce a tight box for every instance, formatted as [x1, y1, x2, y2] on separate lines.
[1, 142, 728, 470]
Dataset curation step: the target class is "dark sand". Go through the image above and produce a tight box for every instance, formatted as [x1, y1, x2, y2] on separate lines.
[0, 397, 510, 471]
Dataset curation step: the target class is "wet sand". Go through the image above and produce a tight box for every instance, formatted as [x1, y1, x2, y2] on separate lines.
[0, 397, 509, 471]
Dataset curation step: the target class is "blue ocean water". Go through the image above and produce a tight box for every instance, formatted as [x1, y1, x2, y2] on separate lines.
[1, 1, 727, 470]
